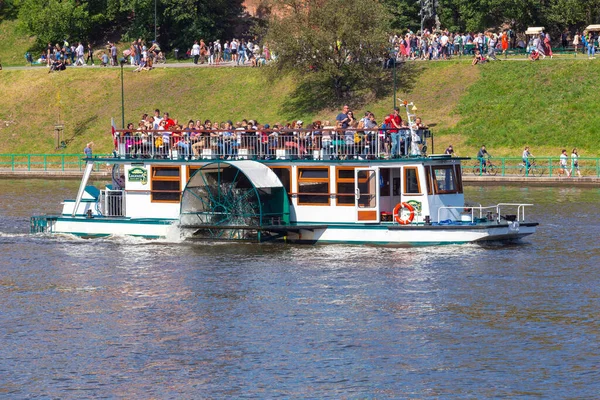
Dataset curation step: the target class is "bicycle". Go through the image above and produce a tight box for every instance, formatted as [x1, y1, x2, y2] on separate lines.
[519, 158, 544, 177]
[472, 157, 498, 176]
[153, 51, 166, 64]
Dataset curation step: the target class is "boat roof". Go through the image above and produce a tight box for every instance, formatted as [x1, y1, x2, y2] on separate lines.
[586, 24, 600, 32]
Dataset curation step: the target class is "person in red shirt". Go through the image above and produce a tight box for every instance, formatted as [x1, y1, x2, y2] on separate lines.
[389, 107, 403, 158]
[162, 112, 176, 130]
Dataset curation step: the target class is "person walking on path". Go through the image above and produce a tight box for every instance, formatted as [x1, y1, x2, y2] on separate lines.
[192, 40, 200, 64]
[571, 148, 582, 177]
[559, 149, 571, 177]
[573, 32, 581, 55]
[84, 142, 93, 157]
[86, 43, 94, 65]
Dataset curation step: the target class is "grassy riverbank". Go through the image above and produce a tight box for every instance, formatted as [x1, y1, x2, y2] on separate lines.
[1, 60, 599, 157]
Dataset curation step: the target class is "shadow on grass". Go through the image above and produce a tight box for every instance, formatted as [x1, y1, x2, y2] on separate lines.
[278, 62, 424, 119]
[63, 115, 99, 147]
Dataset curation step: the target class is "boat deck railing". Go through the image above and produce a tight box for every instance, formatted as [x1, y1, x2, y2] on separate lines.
[438, 203, 533, 223]
[111, 128, 432, 161]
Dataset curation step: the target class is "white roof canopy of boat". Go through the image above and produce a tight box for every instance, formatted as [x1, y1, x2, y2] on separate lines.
[525, 27, 545, 35]
[585, 24, 600, 32]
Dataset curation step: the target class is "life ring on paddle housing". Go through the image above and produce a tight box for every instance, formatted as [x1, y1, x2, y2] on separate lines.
[394, 202, 415, 225]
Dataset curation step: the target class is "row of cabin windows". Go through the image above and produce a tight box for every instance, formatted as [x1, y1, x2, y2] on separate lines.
[148, 165, 463, 204]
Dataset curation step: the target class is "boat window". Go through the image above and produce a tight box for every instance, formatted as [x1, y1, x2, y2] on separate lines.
[154, 168, 180, 177]
[336, 167, 355, 206]
[151, 166, 181, 202]
[424, 166, 433, 195]
[337, 169, 355, 180]
[270, 167, 291, 194]
[380, 168, 391, 197]
[297, 167, 329, 205]
[300, 168, 329, 179]
[454, 164, 464, 193]
[432, 166, 459, 194]
[403, 167, 421, 195]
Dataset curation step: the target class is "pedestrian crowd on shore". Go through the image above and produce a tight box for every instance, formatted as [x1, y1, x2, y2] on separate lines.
[33, 26, 599, 72]
[388, 28, 599, 64]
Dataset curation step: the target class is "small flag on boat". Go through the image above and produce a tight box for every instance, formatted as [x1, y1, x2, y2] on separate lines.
[111, 117, 116, 137]
[111, 117, 118, 150]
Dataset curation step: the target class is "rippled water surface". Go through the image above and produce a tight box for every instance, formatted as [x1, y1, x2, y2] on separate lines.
[1, 180, 599, 398]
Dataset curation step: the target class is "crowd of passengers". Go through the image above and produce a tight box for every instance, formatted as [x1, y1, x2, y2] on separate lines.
[116, 108, 429, 160]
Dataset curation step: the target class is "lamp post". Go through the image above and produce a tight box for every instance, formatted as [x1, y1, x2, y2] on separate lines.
[393, 57, 397, 109]
[120, 58, 126, 129]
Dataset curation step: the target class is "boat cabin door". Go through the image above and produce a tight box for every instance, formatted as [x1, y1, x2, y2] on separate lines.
[354, 168, 380, 223]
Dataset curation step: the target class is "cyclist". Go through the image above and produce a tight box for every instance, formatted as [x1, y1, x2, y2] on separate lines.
[522, 146, 533, 174]
[148, 41, 161, 61]
[477, 145, 490, 173]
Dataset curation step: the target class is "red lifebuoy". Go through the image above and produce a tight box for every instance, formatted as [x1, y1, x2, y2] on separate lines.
[393, 202, 415, 225]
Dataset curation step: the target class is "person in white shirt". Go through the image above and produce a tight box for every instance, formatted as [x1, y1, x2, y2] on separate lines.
[440, 33, 449, 59]
[76, 42, 85, 66]
[559, 149, 571, 177]
[191, 40, 200, 64]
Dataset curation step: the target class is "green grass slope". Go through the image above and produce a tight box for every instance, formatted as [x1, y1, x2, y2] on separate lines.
[0, 19, 35, 66]
[1, 60, 599, 157]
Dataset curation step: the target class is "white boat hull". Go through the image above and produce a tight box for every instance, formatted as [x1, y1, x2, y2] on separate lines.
[47, 217, 177, 239]
[282, 222, 537, 245]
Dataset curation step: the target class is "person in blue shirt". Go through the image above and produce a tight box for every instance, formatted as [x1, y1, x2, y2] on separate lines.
[84, 142, 93, 157]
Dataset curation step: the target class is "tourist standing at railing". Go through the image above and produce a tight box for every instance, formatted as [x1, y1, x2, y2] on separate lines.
[389, 107, 402, 158]
[152, 109, 162, 129]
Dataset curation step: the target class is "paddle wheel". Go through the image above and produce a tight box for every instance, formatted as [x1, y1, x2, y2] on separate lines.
[179, 161, 289, 241]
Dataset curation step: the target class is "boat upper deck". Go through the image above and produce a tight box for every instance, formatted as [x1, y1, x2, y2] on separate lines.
[98, 128, 468, 164]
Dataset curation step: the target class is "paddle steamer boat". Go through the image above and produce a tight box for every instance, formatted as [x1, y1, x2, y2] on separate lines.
[31, 106, 538, 245]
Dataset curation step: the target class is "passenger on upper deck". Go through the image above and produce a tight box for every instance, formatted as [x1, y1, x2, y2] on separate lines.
[389, 107, 402, 158]
[336, 105, 351, 129]
[445, 144, 455, 156]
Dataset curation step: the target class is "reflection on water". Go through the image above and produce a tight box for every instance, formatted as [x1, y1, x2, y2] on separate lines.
[0, 180, 599, 397]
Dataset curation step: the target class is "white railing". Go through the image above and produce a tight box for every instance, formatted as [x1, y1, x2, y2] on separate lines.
[437, 203, 533, 223]
[111, 128, 431, 160]
[100, 189, 125, 217]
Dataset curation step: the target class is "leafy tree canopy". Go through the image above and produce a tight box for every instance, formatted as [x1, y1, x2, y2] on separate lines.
[16, 0, 244, 51]
[265, 0, 393, 105]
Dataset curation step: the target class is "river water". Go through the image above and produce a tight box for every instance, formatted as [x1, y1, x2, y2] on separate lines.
[0, 180, 599, 398]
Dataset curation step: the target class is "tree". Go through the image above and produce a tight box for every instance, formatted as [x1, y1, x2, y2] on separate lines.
[17, 0, 91, 46]
[265, 0, 392, 105]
